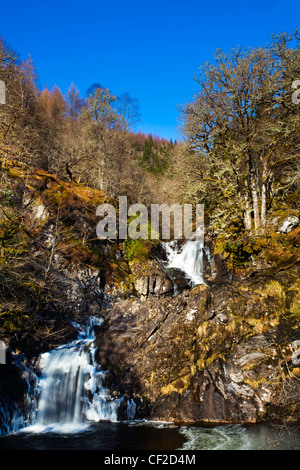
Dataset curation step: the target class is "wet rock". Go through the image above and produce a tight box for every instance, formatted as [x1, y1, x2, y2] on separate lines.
[129, 259, 173, 297]
[58, 264, 105, 319]
[0, 351, 38, 435]
[167, 268, 191, 293]
[278, 216, 299, 233]
[214, 312, 229, 324]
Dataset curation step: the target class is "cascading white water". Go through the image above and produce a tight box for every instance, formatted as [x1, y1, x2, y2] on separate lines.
[34, 343, 91, 431]
[164, 239, 204, 286]
[24, 317, 135, 433]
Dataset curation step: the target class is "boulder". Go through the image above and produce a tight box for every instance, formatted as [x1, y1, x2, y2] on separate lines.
[23, 195, 49, 227]
[129, 259, 173, 297]
[167, 267, 191, 293]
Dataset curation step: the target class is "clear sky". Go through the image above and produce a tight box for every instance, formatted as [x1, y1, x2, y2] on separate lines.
[0, 0, 299, 140]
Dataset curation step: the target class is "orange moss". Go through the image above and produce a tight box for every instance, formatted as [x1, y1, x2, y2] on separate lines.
[1, 157, 106, 211]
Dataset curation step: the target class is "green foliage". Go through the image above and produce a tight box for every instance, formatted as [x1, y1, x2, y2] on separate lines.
[0, 188, 15, 206]
[0, 216, 20, 247]
[222, 235, 263, 268]
[134, 134, 171, 174]
[122, 217, 159, 262]
[122, 238, 153, 262]
[223, 240, 252, 267]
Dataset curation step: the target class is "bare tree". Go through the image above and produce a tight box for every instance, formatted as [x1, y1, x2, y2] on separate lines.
[115, 92, 141, 132]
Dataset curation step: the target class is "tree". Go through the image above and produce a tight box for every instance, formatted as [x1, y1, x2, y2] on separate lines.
[65, 83, 85, 120]
[180, 31, 300, 233]
[86, 87, 119, 128]
[80, 87, 122, 193]
[86, 82, 105, 97]
[0, 39, 41, 167]
[35, 86, 67, 171]
[115, 92, 141, 132]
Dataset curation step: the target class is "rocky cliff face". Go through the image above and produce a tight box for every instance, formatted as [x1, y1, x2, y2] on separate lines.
[95, 260, 300, 424]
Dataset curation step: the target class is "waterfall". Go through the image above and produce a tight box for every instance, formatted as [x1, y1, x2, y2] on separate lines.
[23, 317, 135, 434]
[164, 239, 204, 286]
[33, 342, 93, 432]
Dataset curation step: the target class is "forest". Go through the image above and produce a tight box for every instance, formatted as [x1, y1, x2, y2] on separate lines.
[0, 31, 299, 232]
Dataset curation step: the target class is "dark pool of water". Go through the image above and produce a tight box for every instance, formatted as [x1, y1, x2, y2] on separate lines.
[0, 421, 299, 451]
[0, 421, 185, 451]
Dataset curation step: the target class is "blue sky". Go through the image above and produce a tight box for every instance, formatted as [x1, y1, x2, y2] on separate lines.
[0, 0, 299, 140]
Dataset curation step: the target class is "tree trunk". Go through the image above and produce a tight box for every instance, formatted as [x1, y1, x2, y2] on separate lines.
[261, 163, 268, 231]
[260, 175, 268, 230]
[251, 177, 260, 232]
[261, 183, 267, 230]
[243, 189, 252, 231]
[248, 150, 260, 232]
